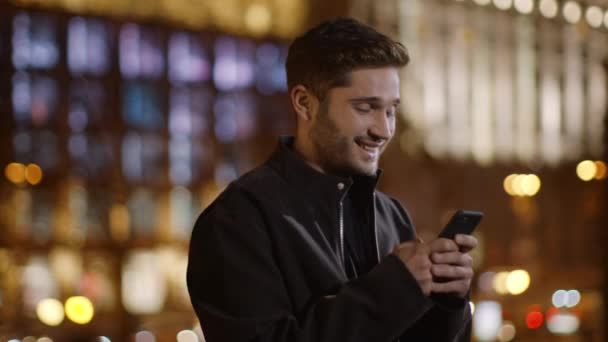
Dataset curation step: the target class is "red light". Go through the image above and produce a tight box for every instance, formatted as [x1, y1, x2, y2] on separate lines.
[526, 311, 544, 329]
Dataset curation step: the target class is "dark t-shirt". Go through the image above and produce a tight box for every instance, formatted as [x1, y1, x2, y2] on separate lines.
[342, 191, 376, 279]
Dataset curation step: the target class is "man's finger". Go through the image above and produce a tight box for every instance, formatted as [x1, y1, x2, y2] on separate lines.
[431, 252, 472, 267]
[431, 279, 471, 295]
[431, 264, 473, 280]
[429, 238, 459, 254]
[454, 234, 478, 252]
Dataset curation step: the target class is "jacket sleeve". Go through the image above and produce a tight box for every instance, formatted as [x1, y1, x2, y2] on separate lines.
[398, 295, 472, 341]
[187, 186, 434, 342]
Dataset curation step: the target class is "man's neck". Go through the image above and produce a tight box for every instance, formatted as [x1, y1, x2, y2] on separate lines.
[293, 136, 327, 175]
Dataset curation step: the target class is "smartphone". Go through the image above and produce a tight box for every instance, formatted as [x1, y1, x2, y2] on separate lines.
[437, 210, 484, 239]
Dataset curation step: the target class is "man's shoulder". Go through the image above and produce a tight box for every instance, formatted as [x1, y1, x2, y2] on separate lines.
[230, 162, 283, 193]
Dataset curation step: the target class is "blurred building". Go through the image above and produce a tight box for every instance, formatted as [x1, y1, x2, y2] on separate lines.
[0, 0, 607, 341]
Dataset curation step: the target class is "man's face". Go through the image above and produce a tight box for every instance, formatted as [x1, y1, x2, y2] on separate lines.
[309, 67, 400, 177]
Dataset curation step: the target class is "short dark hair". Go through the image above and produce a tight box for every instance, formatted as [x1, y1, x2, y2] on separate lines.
[286, 17, 409, 101]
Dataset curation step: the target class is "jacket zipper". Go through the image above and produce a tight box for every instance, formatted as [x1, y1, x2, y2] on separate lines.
[373, 192, 380, 262]
[339, 200, 345, 268]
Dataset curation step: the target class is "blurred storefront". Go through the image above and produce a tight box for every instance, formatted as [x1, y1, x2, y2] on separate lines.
[353, 0, 608, 341]
[0, 0, 607, 341]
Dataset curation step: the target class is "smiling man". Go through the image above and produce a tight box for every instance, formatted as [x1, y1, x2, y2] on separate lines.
[187, 17, 476, 342]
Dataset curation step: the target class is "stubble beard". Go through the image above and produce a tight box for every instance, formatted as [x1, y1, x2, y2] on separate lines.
[309, 107, 377, 177]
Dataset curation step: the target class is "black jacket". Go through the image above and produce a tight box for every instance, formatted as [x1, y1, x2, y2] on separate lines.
[187, 137, 472, 341]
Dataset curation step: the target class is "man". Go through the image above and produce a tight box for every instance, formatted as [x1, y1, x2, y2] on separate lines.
[187, 17, 477, 341]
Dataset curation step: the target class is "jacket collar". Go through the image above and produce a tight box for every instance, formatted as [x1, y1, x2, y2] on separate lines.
[267, 136, 382, 202]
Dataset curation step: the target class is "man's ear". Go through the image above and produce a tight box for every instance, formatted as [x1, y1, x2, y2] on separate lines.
[290, 85, 319, 122]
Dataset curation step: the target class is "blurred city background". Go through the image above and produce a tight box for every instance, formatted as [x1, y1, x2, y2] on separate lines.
[0, 0, 606, 341]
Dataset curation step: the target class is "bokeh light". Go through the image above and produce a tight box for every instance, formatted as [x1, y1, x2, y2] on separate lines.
[526, 310, 543, 329]
[514, 0, 534, 14]
[37, 337, 54, 342]
[473, 0, 492, 5]
[594, 161, 607, 180]
[585, 6, 604, 28]
[176, 330, 199, 342]
[503, 174, 541, 197]
[506, 269, 530, 295]
[563, 1, 582, 24]
[244, 3, 272, 36]
[552, 289, 568, 307]
[576, 160, 596, 181]
[547, 311, 580, 335]
[5, 162, 26, 184]
[493, 0, 512, 11]
[25, 163, 43, 185]
[135, 331, 156, 342]
[497, 321, 516, 341]
[473, 301, 502, 341]
[493, 271, 509, 295]
[566, 289, 581, 307]
[65, 296, 94, 324]
[539, 0, 559, 18]
[36, 298, 65, 326]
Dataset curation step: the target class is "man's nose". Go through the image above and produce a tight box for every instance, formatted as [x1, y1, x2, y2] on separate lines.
[369, 110, 393, 140]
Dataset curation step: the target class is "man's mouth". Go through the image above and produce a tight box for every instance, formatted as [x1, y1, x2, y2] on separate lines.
[355, 139, 382, 156]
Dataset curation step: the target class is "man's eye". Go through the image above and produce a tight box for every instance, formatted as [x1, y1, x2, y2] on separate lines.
[354, 104, 372, 112]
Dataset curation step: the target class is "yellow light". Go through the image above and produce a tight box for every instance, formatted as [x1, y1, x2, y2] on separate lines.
[469, 301, 475, 315]
[25, 163, 43, 185]
[585, 6, 604, 28]
[539, 0, 558, 18]
[493, 0, 512, 11]
[109, 204, 130, 243]
[521, 174, 541, 196]
[503, 174, 518, 196]
[506, 269, 530, 295]
[514, 0, 534, 14]
[473, 0, 491, 5]
[65, 296, 94, 324]
[493, 271, 510, 295]
[512, 174, 526, 197]
[594, 161, 607, 180]
[605, 10, 608, 29]
[576, 160, 596, 181]
[244, 3, 272, 36]
[5, 162, 26, 184]
[36, 298, 65, 326]
[563, 1, 582, 24]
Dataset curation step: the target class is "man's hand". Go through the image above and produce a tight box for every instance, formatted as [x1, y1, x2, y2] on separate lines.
[393, 234, 477, 299]
[392, 239, 433, 296]
[430, 234, 477, 298]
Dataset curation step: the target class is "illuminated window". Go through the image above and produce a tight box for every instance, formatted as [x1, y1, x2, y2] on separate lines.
[69, 80, 106, 131]
[68, 17, 110, 75]
[127, 189, 157, 238]
[121, 133, 164, 182]
[213, 93, 258, 143]
[12, 72, 58, 127]
[12, 12, 59, 70]
[120, 24, 164, 79]
[68, 134, 114, 180]
[13, 131, 60, 172]
[213, 37, 255, 91]
[255, 43, 288, 94]
[168, 32, 210, 84]
[122, 82, 164, 130]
